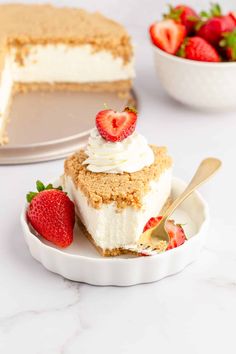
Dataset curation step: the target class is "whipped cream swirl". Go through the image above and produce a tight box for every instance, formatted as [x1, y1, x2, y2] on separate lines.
[83, 128, 154, 173]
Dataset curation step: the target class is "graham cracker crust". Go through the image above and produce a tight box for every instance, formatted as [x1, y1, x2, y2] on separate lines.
[77, 197, 172, 257]
[64, 146, 172, 210]
[14, 80, 132, 95]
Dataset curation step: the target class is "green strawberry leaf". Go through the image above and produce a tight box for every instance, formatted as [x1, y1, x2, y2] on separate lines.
[200, 3, 222, 20]
[200, 10, 210, 19]
[187, 15, 199, 23]
[164, 5, 182, 21]
[220, 29, 236, 60]
[26, 181, 64, 203]
[36, 180, 45, 192]
[210, 3, 222, 17]
[26, 192, 38, 203]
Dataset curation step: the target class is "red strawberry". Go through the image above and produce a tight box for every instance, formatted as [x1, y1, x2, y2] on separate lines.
[149, 19, 186, 54]
[143, 216, 187, 250]
[198, 16, 236, 45]
[165, 4, 199, 34]
[220, 29, 236, 60]
[179, 36, 220, 62]
[26, 181, 75, 248]
[229, 12, 236, 24]
[197, 4, 236, 45]
[96, 106, 137, 142]
[143, 216, 162, 232]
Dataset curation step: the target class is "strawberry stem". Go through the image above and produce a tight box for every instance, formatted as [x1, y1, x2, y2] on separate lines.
[26, 180, 64, 203]
[200, 2, 222, 19]
[26, 192, 38, 203]
[36, 180, 45, 192]
[124, 106, 138, 114]
[163, 5, 182, 21]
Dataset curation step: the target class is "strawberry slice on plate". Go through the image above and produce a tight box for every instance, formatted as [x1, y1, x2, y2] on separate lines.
[143, 216, 187, 250]
[96, 107, 137, 142]
[149, 19, 186, 54]
[26, 180, 75, 248]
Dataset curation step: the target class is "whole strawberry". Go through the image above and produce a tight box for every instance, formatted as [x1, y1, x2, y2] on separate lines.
[26, 181, 75, 248]
[178, 36, 220, 62]
[143, 216, 187, 250]
[197, 3, 236, 46]
[220, 29, 236, 60]
[165, 4, 199, 34]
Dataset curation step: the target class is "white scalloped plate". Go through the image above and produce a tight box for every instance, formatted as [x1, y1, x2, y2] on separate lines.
[20, 177, 209, 286]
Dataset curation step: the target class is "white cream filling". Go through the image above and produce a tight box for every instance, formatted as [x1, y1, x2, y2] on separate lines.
[0, 44, 134, 135]
[0, 57, 13, 131]
[63, 169, 172, 250]
[12, 44, 135, 83]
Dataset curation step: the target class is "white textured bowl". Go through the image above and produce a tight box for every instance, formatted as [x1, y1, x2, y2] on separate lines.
[21, 178, 209, 286]
[153, 45, 236, 110]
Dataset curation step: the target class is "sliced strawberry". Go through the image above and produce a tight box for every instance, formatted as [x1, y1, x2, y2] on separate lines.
[149, 19, 186, 54]
[96, 107, 137, 142]
[143, 216, 162, 232]
[165, 4, 199, 33]
[165, 220, 187, 250]
[220, 29, 236, 60]
[143, 216, 187, 250]
[178, 36, 220, 62]
[27, 181, 75, 248]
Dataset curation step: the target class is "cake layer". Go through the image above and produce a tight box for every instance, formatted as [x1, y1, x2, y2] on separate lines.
[63, 169, 172, 250]
[0, 4, 133, 72]
[0, 4, 134, 144]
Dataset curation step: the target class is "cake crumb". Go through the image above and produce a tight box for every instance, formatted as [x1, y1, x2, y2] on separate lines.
[64, 145, 172, 210]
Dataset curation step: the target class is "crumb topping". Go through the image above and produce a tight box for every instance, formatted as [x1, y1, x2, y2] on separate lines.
[0, 4, 133, 72]
[64, 145, 172, 209]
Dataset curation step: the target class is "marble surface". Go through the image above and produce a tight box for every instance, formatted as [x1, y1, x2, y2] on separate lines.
[0, 0, 235, 353]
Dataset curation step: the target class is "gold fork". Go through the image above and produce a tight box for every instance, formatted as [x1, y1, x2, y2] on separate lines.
[137, 157, 222, 254]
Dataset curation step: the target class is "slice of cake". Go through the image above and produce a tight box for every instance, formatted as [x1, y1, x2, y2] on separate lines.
[0, 4, 134, 144]
[62, 107, 172, 256]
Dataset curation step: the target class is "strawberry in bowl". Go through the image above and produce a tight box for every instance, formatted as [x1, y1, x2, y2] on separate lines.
[149, 3, 236, 109]
[197, 3, 236, 46]
[149, 19, 186, 55]
[164, 4, 199, 34]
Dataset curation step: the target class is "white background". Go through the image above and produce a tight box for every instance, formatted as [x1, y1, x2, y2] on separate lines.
[0, 0, 236, 353]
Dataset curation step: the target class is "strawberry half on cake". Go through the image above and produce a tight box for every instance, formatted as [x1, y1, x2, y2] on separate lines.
[62, 107, 172, 256]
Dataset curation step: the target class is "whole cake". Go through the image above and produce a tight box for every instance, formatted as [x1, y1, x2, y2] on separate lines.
[62, 107, 172, 256]
[0, 4, 134, 144]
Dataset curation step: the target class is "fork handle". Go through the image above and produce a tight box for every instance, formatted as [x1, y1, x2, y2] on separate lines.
[162, 157, 221, 221]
